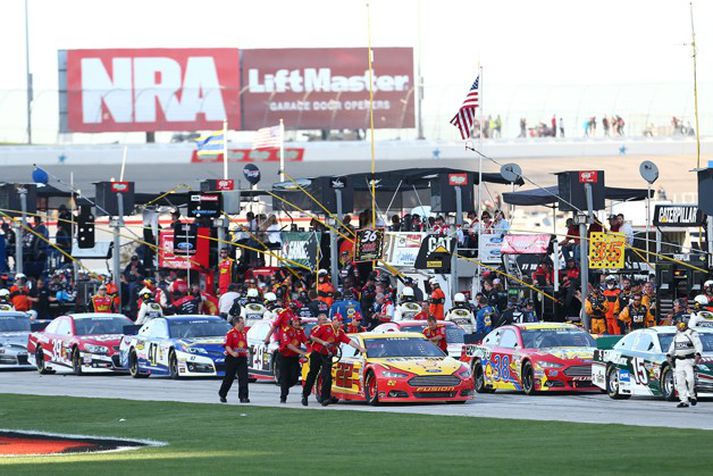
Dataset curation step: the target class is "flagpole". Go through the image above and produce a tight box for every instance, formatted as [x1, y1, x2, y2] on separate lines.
[689, 1, 701, 169]
[477, 65, 483, 215]
[367, 1, 377, 228]
[279, 118, 285, 182]
[222, 120, 229, 180]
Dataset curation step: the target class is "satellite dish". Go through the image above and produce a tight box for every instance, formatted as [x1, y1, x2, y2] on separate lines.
[242, 164, 261, 186]
[639, 160, 659, 184]
[500, 163, 522, 183]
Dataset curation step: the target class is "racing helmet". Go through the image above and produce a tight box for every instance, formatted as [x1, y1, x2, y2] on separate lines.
[694, 294, 709, 308]
[264, 292, 277, 303]
[318, 269, 329, 277]
[0, 288, 9, 298]
[402, 287, 415, 298]
[705, 279, 713, 291]
[429, 278, 439, 287]
[15, 273, 26, 281]
[247, 288, 259, 298]
[139, 287, 152, 298]
[454, 293, 466, 303]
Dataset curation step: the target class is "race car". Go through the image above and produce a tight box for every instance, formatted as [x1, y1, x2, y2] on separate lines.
[27, 313, 133, 374]
[460, 322, 598, 395]
[372, 320, 466, 358]
[246, 317, 317, 383]
[119, 315, 231, 378]
[0, 312, 47, 368]
[302, 332, 474, 405]
[592, 326, 713, 400]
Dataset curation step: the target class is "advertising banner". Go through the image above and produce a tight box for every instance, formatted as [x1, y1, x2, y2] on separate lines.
[159, 227, 210, 270]
[382, 232, 426, 267]
[415, 234, 455, 273]
[280, 232, 320, 269]
[501, 234, 551, 255]
[63, 48, 241, 133]
[242, 47, 414, 130]
[652, 204, 704, 227]
[478, 234, 504, 264]
[353, 228, 385, 263]
[588, 232, 626, 269]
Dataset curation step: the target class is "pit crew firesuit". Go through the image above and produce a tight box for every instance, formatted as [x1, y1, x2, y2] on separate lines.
[585, 294, 608, 334]
[618, 302, 654, 333]
[666, 328, 703, 405]
[603, 288, 622, 335]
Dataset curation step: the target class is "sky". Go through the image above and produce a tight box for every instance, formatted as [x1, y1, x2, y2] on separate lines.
[0, 0, 711, 142]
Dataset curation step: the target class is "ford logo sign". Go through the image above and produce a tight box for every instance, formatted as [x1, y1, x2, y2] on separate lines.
[176, 242, 194, 250]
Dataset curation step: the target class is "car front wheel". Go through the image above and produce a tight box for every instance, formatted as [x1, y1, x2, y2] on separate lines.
[606, 365, 631, 400]
[660, 365, 676, 401]
[129, 350, 148, 379]
[72, 347, 83, 375]
[473, 361, 495, 394]
[35, 348, 48, 374]
[522, 361, 536, 395]
[365, 372, 379, 406]
[169, 351, 179, 379]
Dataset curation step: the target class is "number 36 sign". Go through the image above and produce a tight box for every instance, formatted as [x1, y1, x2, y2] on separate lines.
[588, 232, 626, 269]
[354, 228, 385, 263]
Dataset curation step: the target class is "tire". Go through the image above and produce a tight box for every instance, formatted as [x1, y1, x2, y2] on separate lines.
[606, 365, 631, 400]
[35, 348, 48, 374]
[522, 361, 536, 395]
[364, 372, 379, 406]
[129, 350, 148, 379]
[660, 365, 676, 401]
[473, 361, 495, 394]
[168, 350, 179, 379]
[71, 347, 82, 375]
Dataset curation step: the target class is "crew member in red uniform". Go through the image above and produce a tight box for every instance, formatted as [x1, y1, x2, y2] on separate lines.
[263, 304, 297, 345]
[218, 316, 250, 403]
[278, 315, 308, 403]
[91, 285, 114, 314]
[217, 248, 233, 296]
[428, 279, 445, 320]
[346, 312, 367, 333]
[423, 315, 448, 353]
[302, 314, 365, 407]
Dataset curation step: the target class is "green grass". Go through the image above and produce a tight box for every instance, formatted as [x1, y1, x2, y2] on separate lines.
[0, 394, 711, 475]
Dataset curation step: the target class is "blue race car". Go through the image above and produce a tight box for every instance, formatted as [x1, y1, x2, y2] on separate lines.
[119, 315, 231, 378]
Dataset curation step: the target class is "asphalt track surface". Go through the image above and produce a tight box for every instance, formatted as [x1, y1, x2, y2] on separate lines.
[2, 369, 712, 430]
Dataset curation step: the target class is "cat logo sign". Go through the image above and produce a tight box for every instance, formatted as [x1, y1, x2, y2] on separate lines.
[415, 235, 455, 273]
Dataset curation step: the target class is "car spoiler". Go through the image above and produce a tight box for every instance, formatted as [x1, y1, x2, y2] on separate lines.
[30, 321, 50, 332]
[123, 325, 142, 336]
[595, 335, 622, 350]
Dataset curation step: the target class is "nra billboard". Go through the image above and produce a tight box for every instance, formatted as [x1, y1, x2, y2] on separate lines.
[59, 47, 414, 133]
[60, 48, 241, 133]
[242, 47, 414, 130]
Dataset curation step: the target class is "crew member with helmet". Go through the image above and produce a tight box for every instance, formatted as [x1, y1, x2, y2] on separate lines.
[218, 316, 250, 404]
[423, 315, 448, 353]
[585, 288, 608, 334]
[263, 301, 297, 345]
[91, 285, 114, 313]
[603, 275, 622, 334]
[317, 269, 336, 307]
[703, 280, 713, 306]
[428, 278, 446, 320]
[618, 293, 654, 333]
[240, 287, 267, 326]
[9, 274, 32, 313]
[0, 289, 14, 311]
[394, 286, 422, 321]
[136, 287, 164, 325]
[666, 319, 703, 408]
[688, 295, 712, 328]
[444, 293, 476, 332]
[277, 314, 308, 403]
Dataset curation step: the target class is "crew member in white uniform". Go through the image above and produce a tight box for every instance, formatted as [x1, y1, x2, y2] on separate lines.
[136, 288, 164, 325]
[444, 293, 476, 333]
[666, 320, 703, 408]
[394, 287, 422, 321]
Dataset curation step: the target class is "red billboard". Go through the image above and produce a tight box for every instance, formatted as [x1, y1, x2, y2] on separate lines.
[242, 47, 414, 130]
[65, 48, 241, 133]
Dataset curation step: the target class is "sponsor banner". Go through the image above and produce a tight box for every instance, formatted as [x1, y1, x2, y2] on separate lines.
[353, 228, 385, 263]
[415, 234, 455, 273]
[281, 231, 320, 268]
[159, 228, 210, 270]
[588, 232, 626, 269]
[382, 232, 426, 267]
[242, 47, 414, 130]
[478, 234, 503, 264]
[187, 192, 223, 218]
[448, 173, 468, 186]
[501, 234, 551, 255]
[191, 147, 304, 163]
[578, 170, 598, 183]
[653, 204, 704, 227]
[63, 48, 241, 133]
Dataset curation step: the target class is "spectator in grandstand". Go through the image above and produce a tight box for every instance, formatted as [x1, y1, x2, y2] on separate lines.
[559, 117, 565, 137]
[608, 215, 620, 233]
[492, 210, 510, 236]
[519, 118, 527, 138]
[617, 214, 634, 245]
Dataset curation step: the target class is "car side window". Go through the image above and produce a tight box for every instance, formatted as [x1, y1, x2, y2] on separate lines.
[615, 333, 637, 350]
[482, 329, 500, 346]
[634, 334, 653, 352]
[499, 329, 518, 349]
[154, 320, 169, 338]
[56, 319, 72, 336]
[44, 319, 59, 334]
[139, 320, 155, 336]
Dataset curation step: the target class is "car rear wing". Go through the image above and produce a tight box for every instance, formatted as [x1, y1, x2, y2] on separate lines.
[123, 325, 142, 336]
[594, 335, 622, 350]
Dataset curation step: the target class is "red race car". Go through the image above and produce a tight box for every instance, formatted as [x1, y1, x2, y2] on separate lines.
[460, 322, 598, 394]
[27, 313, 133, 375]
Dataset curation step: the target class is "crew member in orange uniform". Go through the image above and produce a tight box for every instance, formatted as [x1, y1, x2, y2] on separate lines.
[428, 279, 445, 320]
[603, 276, 622, 334]
[317, 269, 336, 307]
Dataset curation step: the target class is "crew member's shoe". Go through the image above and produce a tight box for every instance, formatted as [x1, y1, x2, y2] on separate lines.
[240, 398, 250, 403]
[301, 396, 308, 407]
[321, 400, 330, 407]
[280, 397, 287, 404]
[677, 402, 689, 408]
[691, 398, 698, 406]
[219, 395, 227, 403]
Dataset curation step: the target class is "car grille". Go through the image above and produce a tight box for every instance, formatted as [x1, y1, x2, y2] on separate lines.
[0, 356, 17, 364]
[111, 355, 121, 367]
[573, 380, 594, 388]
[413, 391, 457, 399]
[408, 375, 460, 387]
[564, 365, 591, 377]
[17, 355, 29, 365]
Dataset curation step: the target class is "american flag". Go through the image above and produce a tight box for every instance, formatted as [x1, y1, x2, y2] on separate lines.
[450, 75, 480, 140]
[252, 124, 283, 149]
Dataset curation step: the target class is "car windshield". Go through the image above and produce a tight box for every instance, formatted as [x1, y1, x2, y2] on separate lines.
[521, 328, 596, 349]
[74, 317, 133, 336]
[365, 337, 444, 358]
[169, 319, 231, 339]
[0, 317, 30, 332]
[401, 324, 465, 344]
[659, 333, 713, 352]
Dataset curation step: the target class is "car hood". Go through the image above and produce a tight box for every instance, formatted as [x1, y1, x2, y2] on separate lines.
[81, 334, 123, 345]
[0, 332, 30, 347]
[530, 347, 595, 361]
[176, 337, 225, 353]
[369, 357, 462, 375]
